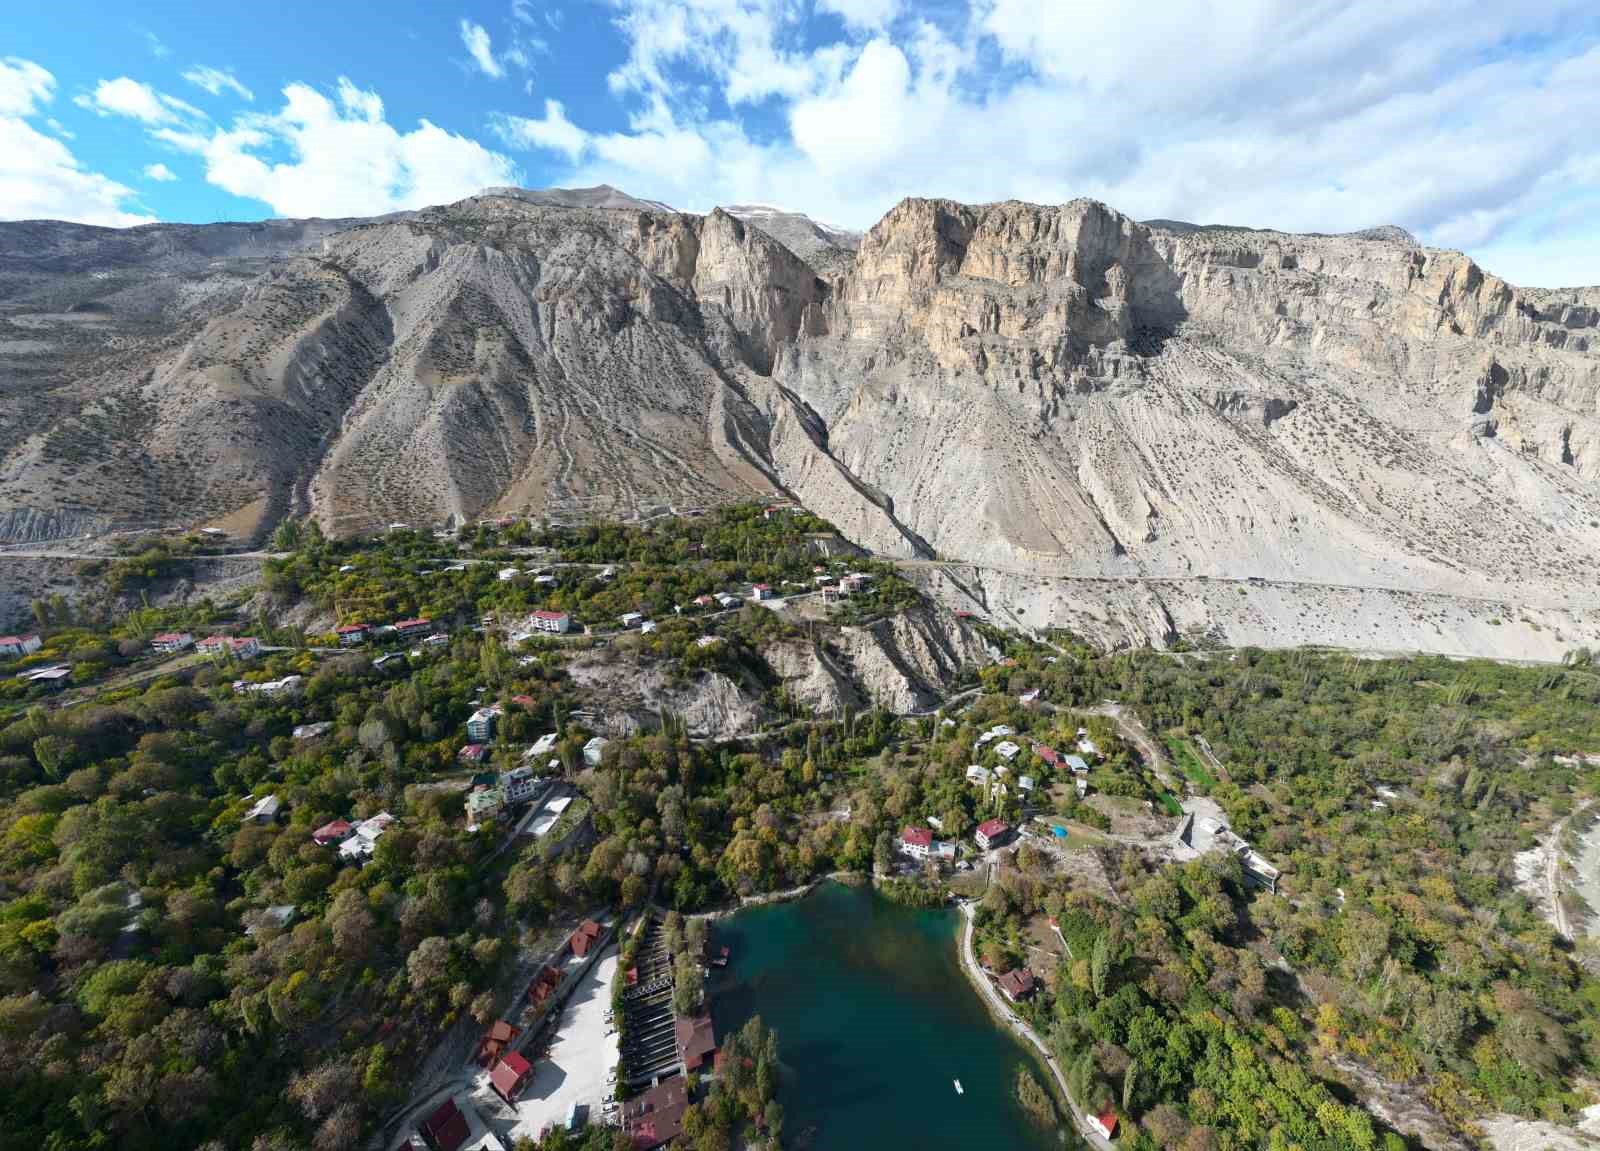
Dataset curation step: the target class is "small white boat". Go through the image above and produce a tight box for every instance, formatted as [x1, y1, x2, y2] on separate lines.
[953, 1079, 964, 1095]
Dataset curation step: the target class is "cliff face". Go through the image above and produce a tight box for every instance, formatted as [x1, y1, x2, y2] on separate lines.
[3, 189, 1598, 655]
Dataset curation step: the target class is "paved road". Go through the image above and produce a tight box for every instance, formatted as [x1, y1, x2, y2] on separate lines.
[957, 902, 1113, 1150]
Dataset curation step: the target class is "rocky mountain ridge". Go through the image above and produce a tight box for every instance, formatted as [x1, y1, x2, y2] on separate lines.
[2, 188, 1597, 656]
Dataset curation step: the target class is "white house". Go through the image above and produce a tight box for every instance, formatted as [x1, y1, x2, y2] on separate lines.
[619, 612, 644, 629]
[466, 705, 502, 743]
[527, 610, 571, 635]
[695, 635, 723, 648]
[198, 635, 260, 659]
[750, 584, 774, 601]
[502, 766, 538, 806]
[583, 736, 610, 766]
[714, 592, 739, 608]
[966, 764, 992, 787]
[527, 732, 559, 759]
[1065, 754, 1090, 775]
[245, 795, 282, 823]
[640, 620, 658, 634]
[1076, 737, 1099, 756]
[498, 567, 520, 582]
[994, 740, 1021, 762]
[900, 826, 934, 858]
[150, 632, 193, 655]
[1018, 775, 1036, 793]
[974, 725, 1014, 749]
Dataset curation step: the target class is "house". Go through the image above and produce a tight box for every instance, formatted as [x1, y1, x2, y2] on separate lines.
[244, 795, 282, 824]
[583, 736, 609, 766]
[976, 819, 1012, 850]
[570, 918, 603, 957]
[465, 786, 504, 825]
[1087, 1108, 1119, 1140]
[502, 766, 538, 806]
[713, 592, 739, 608]
[372, 653, 404, 668]
[674, 1011, 717, 1072]
[293, 721, 333, 740]
[1032, 742, 1062, 768]
[900, 826, 934, 858]
[497, 567, 520, 582]
[691, 594, 714, 608]
[1076, 777, 1089, 799]
[528, 964, 563, 1005]
[640, 620, 658, 634]
[933, 841, 957, 861]
[695, 635, 722, 648]
[1018, 775, 1036, 793]
[312, 819, 354, 846]
[618, 612, 643, 629]
[528, 732, 559, 758]
[458, 743, 490, 765]
[532, 573, 559, 586]
[198, 635, 260, 659]
[422, 633, 449, 649]
[473, 1024, 524, 1069]
[393, 617, 432, 638]
[419, 1098, 471, 1151]
[966, 764, 993, 787]
[233, 674, 303, 697]
[0, 634, 42, 659]
[339, 814, 392, 862]
[997, 967, 1036, 1002]
[21, 666, 70, 691]
[974, 724, 1014, 749]
[750, 583, 774, 601]
[528, 609, 571, 634]
[466, 705, 502, 743]
[244, 903, 296, 937]
[150, 632, 193, 654]
[926, 815, 945, 831]
[994, 740, 1021, 762]
[1076, 736, 1099, 757]
[490, 1051, 534, 1103]
[1065, 754, 1090, 775]
[841, 572, 869, 592]
[622, 1076, 689, 1150]
[335, 623, 368, 646]
[1018, 688, 1041, 705]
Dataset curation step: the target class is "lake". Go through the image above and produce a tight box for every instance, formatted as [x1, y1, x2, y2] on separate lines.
[708, 881, 1066, 1150]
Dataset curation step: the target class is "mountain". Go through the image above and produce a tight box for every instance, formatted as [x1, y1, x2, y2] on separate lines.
[2, 187, 1598, 655]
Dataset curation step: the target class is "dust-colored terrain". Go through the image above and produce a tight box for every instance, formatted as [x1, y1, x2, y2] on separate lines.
[4, 187, 1598, 657]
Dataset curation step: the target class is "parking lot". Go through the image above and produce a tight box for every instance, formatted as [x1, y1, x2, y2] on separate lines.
[497, 951, 620, 1142]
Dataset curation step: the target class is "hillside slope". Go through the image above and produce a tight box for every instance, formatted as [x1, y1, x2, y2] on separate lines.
[2, 189, 1598, 655]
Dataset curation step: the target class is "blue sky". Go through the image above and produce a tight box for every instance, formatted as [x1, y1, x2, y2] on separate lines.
[4, 0, 1599, 286]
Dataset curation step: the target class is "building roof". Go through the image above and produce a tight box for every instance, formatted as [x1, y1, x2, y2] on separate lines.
[151, 632, 191, 643]
[490, 1051, 533, 1099]
[675, 1011, 717, 1070]
[394, 617, 431, 629]
[622, 1077, 690, 1150]
[901, 826, 934, 849]
[531, 609, 569, 620]
[977, 818, 1009, 839]
[1093, 1107, 1119, 1137]
[335, 623, 368, 633]
[421, 1098, 470, 1151]
[1064, 754, 1090, 772]
[246, 795, 281, 819]
[312, 819, 353, 842]
[1031, 742, 1061, 767]
[997, 967, 1035, 999]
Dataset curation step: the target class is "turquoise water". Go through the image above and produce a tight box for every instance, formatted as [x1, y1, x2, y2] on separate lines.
[709, 882, 1066, 1150]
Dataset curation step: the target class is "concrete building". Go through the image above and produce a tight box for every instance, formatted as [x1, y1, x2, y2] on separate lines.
[976, 818, 1012, 850]
[583, 736, 609, 766]
[0, 634, 42, 659]
[150, 632, 194, 654]
[466, 704, 502, 743]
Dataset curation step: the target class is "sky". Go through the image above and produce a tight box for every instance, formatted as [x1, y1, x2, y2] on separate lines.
[4, 0, 1599, 287]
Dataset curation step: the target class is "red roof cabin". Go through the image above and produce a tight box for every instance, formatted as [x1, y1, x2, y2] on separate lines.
[393, 617, 432, 637]
[569, 918, 602, 957]
[476, 1019, 521, 1067]
[674, 1011, 717, 1072]
[312, 819, 354, 846]
[997, 967, 1036, 1002]
[419, 1098, 469, 1151]
[1088, 1107, 1119, 1140]
[975, 818, 1012, 850]
[529, 964, 563, 1004]
[900, 826, 934, 858]
[490, 1050, 534, 1103]
[1031, 742, 1062, 768]
[458, 743, 489, 764]
[335, 623, 368, 646]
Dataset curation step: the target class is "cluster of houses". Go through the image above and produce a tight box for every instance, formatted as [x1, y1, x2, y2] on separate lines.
[310, 811, 395, 863]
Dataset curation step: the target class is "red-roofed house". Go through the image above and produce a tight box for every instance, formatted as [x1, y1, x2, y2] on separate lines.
[150, 632, 193, 654]
[419, 1098, 469, 1151]
[674, 1011, 717, 1072]
[1031, 742, 1062, 769]
[997, 967, 1036, 1002]
[529, 965, 562, 1005]
[197, 635, 260, 659]
[622, 1077, 689, 1150]
[569, 918, 602, 957]
[458, 743, 489, 764]
[976, 818, 1012, 850]
[312, 819, 354, 846]
[510, 694, 538, 710]
[899, 826, 934, 859]
[1088, 1107, 1119, 1140]
[393, 618, 432, 637]
[335, 623, 369, 646]
[0, 634, 42, 659]
[750, 583, 773, 600]
[490, 1050, 533, 1102]
[476, 1019, 521, 1067]
[529, 609, 570, 634]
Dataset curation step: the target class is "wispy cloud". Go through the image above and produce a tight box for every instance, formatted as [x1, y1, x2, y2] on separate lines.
[460, 19, 505, 78]
[140, 29, 170, 59]
[74, 76, 205, 126]
[182, 65, 253, 101]
[142, 162, 177, 181]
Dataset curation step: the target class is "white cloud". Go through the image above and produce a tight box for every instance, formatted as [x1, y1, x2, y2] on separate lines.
[0, 57, 154, 226]
[817, 0, 900, 32]
[497, 0, 1600, 286]
[143, 162, 177, 181]
[160, 76, 518, 216]
[183, 65, 254, 101]
[142, 30, 170, 59]
[492, 99, 588, 161]
[76, 77, 205, 125]
[461, 19, 505, 78]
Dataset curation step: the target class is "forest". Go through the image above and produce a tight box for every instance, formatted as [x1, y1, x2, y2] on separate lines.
[1, 506, 1598, 1150]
